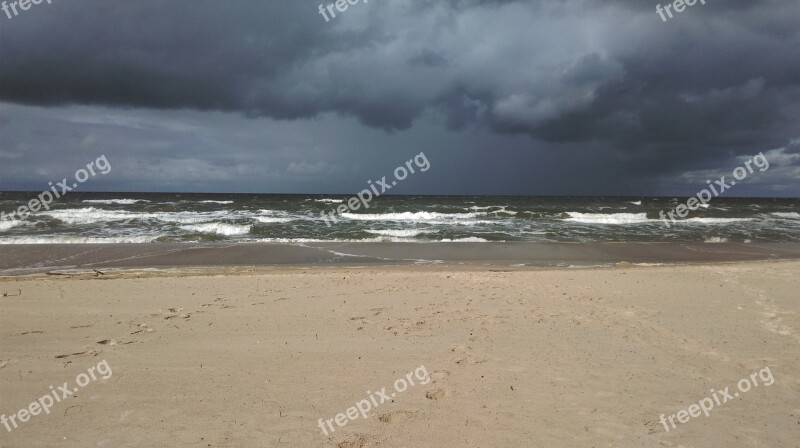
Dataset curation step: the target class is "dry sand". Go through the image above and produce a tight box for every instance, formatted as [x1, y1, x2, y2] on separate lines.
[1, 261, 799, 447]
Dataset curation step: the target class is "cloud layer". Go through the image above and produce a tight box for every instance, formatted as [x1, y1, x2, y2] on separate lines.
[0, 0, 798, 194]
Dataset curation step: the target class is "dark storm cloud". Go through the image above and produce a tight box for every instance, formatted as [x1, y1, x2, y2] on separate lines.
[519, 0, 800, 168]
[0, 0, 798, 194]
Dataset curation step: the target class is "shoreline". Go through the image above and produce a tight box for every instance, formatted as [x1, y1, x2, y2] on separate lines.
[2, 242, 800, 277]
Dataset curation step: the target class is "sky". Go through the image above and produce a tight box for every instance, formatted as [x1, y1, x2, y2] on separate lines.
[0, 0, 798, 196]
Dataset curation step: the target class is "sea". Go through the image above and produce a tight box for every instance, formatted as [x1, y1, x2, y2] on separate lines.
[0, 193, 798, 244]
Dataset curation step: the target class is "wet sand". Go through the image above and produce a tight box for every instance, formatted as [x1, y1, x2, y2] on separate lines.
[2, 242, 800, 275]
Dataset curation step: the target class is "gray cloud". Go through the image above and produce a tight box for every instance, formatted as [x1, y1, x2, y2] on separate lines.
[0, 0, 798, 194]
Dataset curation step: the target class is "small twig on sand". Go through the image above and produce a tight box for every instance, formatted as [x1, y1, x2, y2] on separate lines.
[3, 289, 21, 297]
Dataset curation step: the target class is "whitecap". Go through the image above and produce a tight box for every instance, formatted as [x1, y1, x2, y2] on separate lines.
[366, 229, 431, 238]
[440, 237, 490, 242]
[0, 219, 26, 232]
[0, 235, 155, 244]
[564, 212, 652, 224]
[179, 223, 251, 236]
[682, 218, 753, 224]
[771, 212, 800, 219]
[82, 199, 150, 205]
[341, 212, 479, 221]
[254, 216, 295, 224]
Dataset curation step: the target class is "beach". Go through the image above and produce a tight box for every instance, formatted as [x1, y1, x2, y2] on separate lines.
[1, 248, 799, 447]
[3, 0, 800, 446]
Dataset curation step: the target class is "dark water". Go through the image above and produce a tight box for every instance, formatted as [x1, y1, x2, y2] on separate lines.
[0, 192, 799, 243]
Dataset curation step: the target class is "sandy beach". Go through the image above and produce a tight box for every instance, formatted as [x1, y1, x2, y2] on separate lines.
[3, 0, 800, 445]
[1, 257, 799, 447]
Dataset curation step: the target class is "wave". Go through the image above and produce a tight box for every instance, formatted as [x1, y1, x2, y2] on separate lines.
[150, 211, 233, 225]
[41, 208, 218, 225]
[82, 199, 150, 205]
[465, 205, 516, 215]
[682, 218, 753, 224]
[199, 200, 234, 204]
[341, 212, 479, 221]
[0, 235, 154, 244]
[467, 206, 495, 211]
[0, 220, 26, 232]
[240, 235, 490, 243]
[630, 201, 642, 206]
[257, 209, 293, 216]
[489, 206, 517, 216]
[704, 237, 729, 243]
[771, 212, 800, 219]
[41, 207, 309, 227]
[440, 237, 489, 242]
[41, 207, 135, 225]
[564, 212, 652, 225]
[246, 237, 418, 243]
[179, 223, 251, 236]
[563, 212, 749, 226]
[366, 229, 431, 238]
[254, 216, 296, 224]
[314, 199, 344, 203]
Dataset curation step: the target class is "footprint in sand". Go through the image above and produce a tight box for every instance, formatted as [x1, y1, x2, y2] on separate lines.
[425, 388, 446, 400]
[130, 323, 155, 335]
[377, 410, 417, 423]
[337, 433, 382, 448]
[160, 307, 191, 320]
[452, 353, 486, 366]
[349, 316, 372, 330]
[430, 370, 449, 382]
[450, 344, 475, 365]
